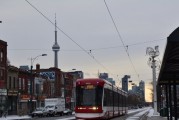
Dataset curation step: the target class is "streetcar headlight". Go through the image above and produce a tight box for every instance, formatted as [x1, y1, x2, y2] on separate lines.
[92, 107, 98, 110]
[78, 107, 86, 110]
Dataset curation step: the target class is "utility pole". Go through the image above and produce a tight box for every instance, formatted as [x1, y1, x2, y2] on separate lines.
[146, 46, 160, 115]
[29, 54, 47, 113]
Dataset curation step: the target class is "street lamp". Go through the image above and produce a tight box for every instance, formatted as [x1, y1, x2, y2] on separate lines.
[146, 46, 159, 115]
[30, 54, 47, 113]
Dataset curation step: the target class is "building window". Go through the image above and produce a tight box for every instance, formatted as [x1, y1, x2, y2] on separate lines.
[23, 78, 25, 90]
[19, 78, 21, 90]
[0, 70, 3, 80]
[9, 76, 11, 89]
[0, 50, 3, 62]
[13, 77, 16, 89]
[28, 81, 30, 94]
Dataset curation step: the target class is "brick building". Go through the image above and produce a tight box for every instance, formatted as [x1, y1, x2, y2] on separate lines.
[0, 40, 7, 113]
[63, 72, 73, 109]
[18, 68, 34, 114]
[35, 64, 63, 98]
[7, 65, 19, 115]
[65, 71, 84, 110]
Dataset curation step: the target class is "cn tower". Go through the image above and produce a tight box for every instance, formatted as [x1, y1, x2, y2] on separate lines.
[52, 17, 60, 68]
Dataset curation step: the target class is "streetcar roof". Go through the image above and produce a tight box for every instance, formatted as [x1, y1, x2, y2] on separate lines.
[76, 78, 128, 95]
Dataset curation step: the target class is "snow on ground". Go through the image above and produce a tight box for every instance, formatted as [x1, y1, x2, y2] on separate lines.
[126, 107, 151, 120]
[128, 108, 147, 114]
[0, 107, 159, 120]
[0, 115, 31, 120]
[147, 108, 160, 117]
[56, 117, 75, 120]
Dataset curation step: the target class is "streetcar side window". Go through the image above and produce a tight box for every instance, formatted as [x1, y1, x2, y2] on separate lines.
[123, 94, 126, 107]
[103, 88, 110, 106]
[103, 88, 113, 106]
[126, 95, 128, 107]
[119, 94, 122, 107]
[103, 88, 108, 106]
[109, 89, 113, 106]
[125, 95, 127, 107]
[114, 91, 118, 106]
[96, 86, 103, 106]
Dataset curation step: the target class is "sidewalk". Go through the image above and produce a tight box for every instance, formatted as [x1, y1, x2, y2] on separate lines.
[147, 108, 167, 120]
[0, 115, 31, 120]
[147, 116, 167, 120]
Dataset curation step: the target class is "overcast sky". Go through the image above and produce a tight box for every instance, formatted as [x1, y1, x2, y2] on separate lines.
[1, 0, 179, 101]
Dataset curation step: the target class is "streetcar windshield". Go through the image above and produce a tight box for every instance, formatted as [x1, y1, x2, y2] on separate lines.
[76, 85, 103, 106]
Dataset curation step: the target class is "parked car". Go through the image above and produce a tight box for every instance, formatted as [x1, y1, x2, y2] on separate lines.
[63, 108, 72, 115]
[31, 107, 48, 117]
[138, 105, 143, 108]
[133, 106, 138, 109]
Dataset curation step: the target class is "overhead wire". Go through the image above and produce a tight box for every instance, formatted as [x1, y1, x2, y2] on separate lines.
[24, 0, 165, 80]
[104, 0, 139, 80]
[8, 38, 165, 51]
[25, 0, 112, 74]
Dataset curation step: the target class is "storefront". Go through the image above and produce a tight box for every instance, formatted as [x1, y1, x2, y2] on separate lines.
[0, 89, 7, 116]
[37, 95, 46, 108]
[19, 94, 36, 114]
[7, 90, 18, 115]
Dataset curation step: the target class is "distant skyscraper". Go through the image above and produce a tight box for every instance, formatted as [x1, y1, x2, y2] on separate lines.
[99, 73, 108, 80]
[106, 78, 115, 85]
[139, 80, 145, 102]
[132, 85, 137, 94]
[99, 73, 115, 85]
[52, 16, 60, 68]
[122, 75, 130, 92]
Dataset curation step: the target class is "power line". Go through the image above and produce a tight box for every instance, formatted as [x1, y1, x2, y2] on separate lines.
[104, 0, 139, 80]
[25, 0, 112, 74]
[8, 38, 165, 51]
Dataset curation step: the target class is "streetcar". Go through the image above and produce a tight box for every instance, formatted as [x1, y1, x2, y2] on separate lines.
[75, 78, 128, 120]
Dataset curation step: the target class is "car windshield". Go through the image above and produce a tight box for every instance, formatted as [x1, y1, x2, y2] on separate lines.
[46, 106, 54, 108]
[35, 108, 43, 111]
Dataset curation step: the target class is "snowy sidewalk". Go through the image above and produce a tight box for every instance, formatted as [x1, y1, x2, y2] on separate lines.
[147, 108, 167, 120]
[0, 115, 31, 120]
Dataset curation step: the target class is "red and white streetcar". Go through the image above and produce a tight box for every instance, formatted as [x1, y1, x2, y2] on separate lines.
[75, 78, 128, 120]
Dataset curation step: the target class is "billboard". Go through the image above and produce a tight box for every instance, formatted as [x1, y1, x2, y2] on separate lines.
[40, 71, 55, 81]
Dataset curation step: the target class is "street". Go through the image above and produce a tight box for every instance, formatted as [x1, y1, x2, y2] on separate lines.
[111, 107, 151, 120]
[29, 107, 151, 120]
[30, 115, 75, 120]
[1, 107, 166, 120]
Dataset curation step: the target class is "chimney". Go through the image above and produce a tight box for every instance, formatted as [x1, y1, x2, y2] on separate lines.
[36, 63, 40, 73]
